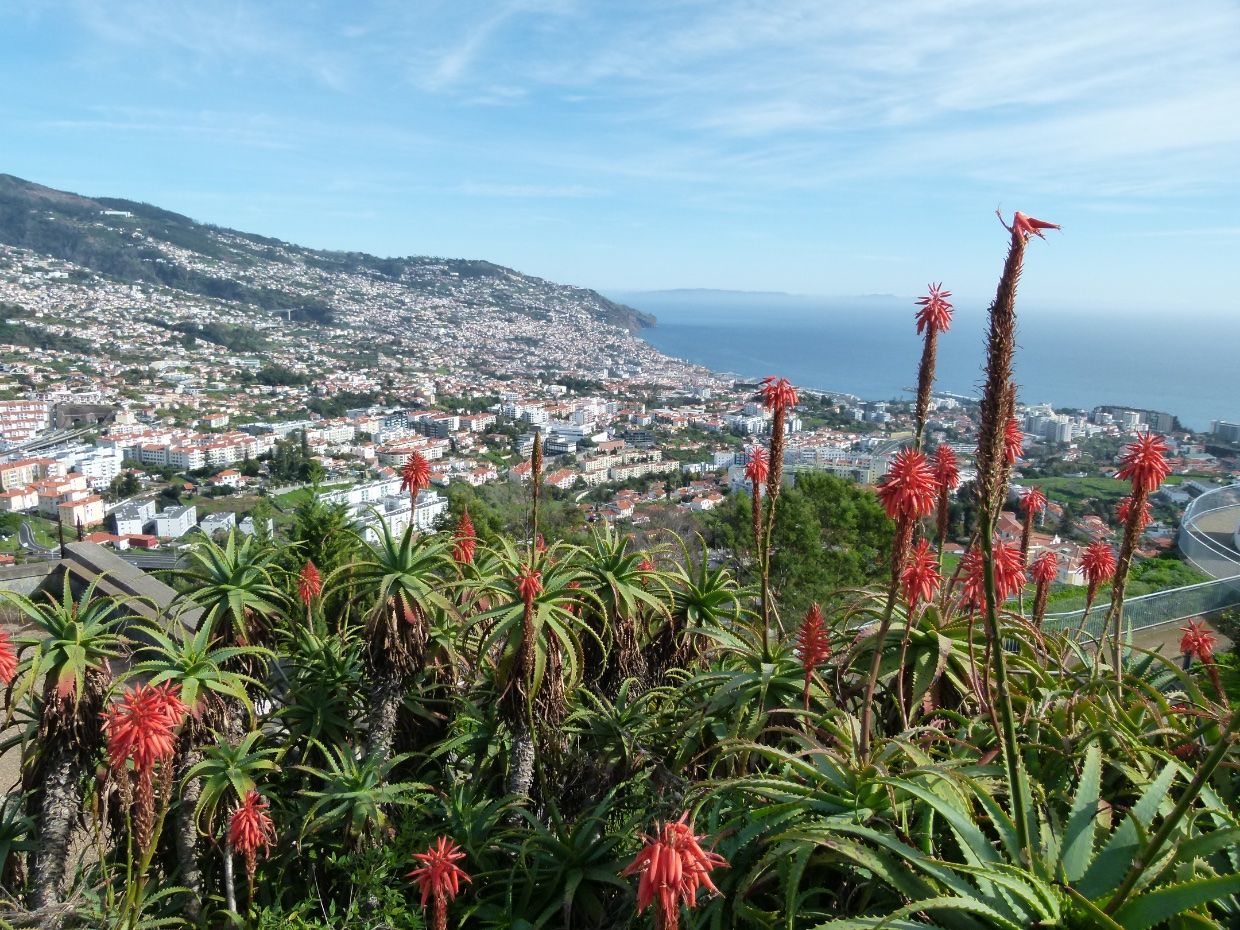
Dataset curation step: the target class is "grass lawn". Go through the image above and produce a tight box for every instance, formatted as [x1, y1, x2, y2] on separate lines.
[1031, 476, 1130, 504]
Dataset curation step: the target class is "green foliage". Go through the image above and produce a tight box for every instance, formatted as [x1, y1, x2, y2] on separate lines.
[705, 470, 893, 616]
[0, 317, 94, 354]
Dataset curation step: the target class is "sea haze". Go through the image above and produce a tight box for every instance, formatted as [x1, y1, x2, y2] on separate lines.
[615, 290, 1236, 432]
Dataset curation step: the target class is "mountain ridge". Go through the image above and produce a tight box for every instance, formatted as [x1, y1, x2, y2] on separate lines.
[0, 173, 654, 333]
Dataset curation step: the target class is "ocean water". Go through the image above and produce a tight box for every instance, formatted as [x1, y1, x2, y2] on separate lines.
[617, 291, 1237, 432]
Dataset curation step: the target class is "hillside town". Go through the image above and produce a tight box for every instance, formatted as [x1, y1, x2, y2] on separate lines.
[1, 193, 1239, 606]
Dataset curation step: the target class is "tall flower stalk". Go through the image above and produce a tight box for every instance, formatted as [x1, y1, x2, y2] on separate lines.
[758, 377, 798, 645]
[913, 283, 953, 447]
[1073, 541, 1116, 641]
[796, 603, 830, 712]
[228, 790, 275, 907]
[1104, 431, 1171, 676]
[859, 446, 935, 755]
[744, 445, 769, 580]
[972, 210, 1058, 864]
[530, 433, 543, 558]
[1030, 550, 1057, 628]
[931, 445, 959, 563]
[103, 682, 187, 921]
[1018, 486, 1045, 563]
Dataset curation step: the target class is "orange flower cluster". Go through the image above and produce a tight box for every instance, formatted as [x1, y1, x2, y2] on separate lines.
[1003, 418, 1024, 465]
[1179, 619, 1216, 663]
[298, 560, 322, 606]
[797, 603, 831, 704]
[1116, 432, 1171, 494]
[0, 629, 15, 686]
[228, 790, 275, 857]
[453, 508, 477, 565]
[900, 539, 942, 608]
[1020, 486, 1046, 515]
[960, 542, 1026, 611]
[1081, 542, 1116, 592]
[1030, 551, 1058, 586]
[408, 836, 472, 930]
[876, 449, 937, 521]
[103, 682, 187, 773]
[758, 376, 799, 413]
[400, 451, 432, 497]
[744, 446, 769, 486]
[932, 445, 959, 491]
[623, 812, 728, 930]
[914, 283, 954, 335]
[516, 565, 542, 608]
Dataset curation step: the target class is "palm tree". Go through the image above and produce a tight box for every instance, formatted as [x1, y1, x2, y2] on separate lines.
[127, 618, 268, 919]
[4, 577, 126, 908]
[340, 520, 455, 767]
[468, 538, 593, 800]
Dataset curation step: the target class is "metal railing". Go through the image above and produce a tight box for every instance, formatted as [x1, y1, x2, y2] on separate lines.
[1043, 483, 1240, 638]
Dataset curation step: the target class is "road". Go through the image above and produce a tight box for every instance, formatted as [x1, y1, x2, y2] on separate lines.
[18, 520, 56, 553]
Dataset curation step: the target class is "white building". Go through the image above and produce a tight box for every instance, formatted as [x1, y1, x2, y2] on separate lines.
[154, 504, 198, 539]
[112, 499, 156, 535]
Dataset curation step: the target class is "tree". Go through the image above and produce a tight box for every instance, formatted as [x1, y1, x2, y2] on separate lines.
[1057, 501, 1077, 537]
[341, 523, 454, 768]
[704, 471, 893, 618]
[4, 578, 125, 907]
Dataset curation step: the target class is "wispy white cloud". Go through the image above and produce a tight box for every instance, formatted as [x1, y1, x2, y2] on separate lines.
[457, 181, 604, 198]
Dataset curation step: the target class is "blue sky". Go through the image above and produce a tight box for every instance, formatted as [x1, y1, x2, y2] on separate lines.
[2, 0, 1239, 310]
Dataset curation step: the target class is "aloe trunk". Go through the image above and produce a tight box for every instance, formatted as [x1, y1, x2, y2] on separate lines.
[506, 718, 536, 798]
[29, 744, 80, 909]
[364, 675, 405, 769]
[174, 746, 205, 920]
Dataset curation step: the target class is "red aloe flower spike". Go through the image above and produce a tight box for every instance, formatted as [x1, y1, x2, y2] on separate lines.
[1030, 551, 1058, 586]
[400, 452, 432, 498]
[0, 629, 16, 686]
[408, 836, 472, 930]
[932, 445, 960, 491]
[1116, 431, 1171, 494]
[991, 540, 1028, 600]
[901, 539, 942, 608]
[638, 558, 655, 573]
[744, 446, 769, 486]
[960, 540, 1026, 610]
[297, 560, 322, 606]
[1080, 541, 1116, 609]
[1117, 495, 1152, 531]
[758, 376, 799, 413]
[103, 682, 188, 773]
[229, 789, 275, 892]
[1081, 542, 1116, 589]
[1001, 210, 1061, 240]
[623, 812, 728, 930]
[228, 790, 275, 856]
[516, 565, 542, 608]
[1020, 487, 1046, 516]
[1004, 418, 1024, 465]
[1179, 619, 1216, 664]
[797, 603, 830, 707]
[875, 448, 937, 520]
[959, 547, 986, 612]
[915, 283, 954, 335]
[453, 508, 477, 565]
